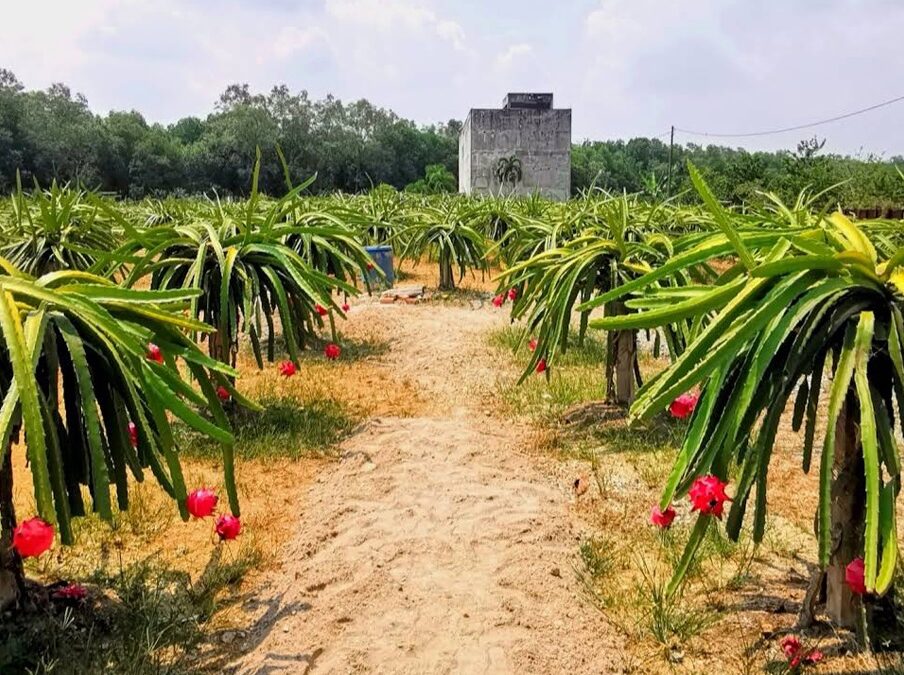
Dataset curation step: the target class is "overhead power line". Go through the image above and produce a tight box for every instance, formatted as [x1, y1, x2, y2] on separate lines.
[674, 92, 904, 139]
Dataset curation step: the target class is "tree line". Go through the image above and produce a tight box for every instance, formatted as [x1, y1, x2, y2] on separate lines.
[2, 68, 903, 206]
[573, 136, 904, 209]
[0, 70, 459, 198]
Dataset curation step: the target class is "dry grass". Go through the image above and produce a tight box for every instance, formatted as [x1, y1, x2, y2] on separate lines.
[230, 322, 425, 422]
[489, 324, 904, 674]
[395, 256, 499, 295]
[5, 297, 426, 673]
[8, 269, 904, 673]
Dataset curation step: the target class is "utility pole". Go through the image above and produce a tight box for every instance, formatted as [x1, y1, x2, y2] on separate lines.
[666, 125, 675, 197]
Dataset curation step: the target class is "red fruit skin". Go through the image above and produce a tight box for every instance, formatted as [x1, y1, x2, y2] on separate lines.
[366, 262, 375, 271]
[688, 475, 731, 519]
[528, 338, 538, 352]
[215, 514, 242, 541]
[315, 304, 329, 317]
[508, 288, 518, 301]
[12, 517, 54, 558]
[52, 583, 87, 601]
[278, 361, 297, 377]
[805, 650, 823, 665]
[342, 303, 350, 313]
[324, 343, 341, 360]
[492, 294, 504, 308]
[146, 342, 164, 364]
[845, 557, 867, 595]
[780, 635, 801, 659]
[650, 504, 676, 528]
[128, 421, 139, 448]
[535, 358, 547, 373]
[216, 386, 230, 402]
[186, 488, 219, 518]
[669, 392, 699, 419]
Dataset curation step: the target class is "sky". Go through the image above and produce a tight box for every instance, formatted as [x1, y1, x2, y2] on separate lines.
[3, 0, 904, 156]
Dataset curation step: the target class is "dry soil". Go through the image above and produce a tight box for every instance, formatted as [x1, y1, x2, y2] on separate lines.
[231, 294, 625, 674]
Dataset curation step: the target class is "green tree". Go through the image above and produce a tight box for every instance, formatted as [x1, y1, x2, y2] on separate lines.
[405, 164, 456, 194]
[168, 116, 204, 145]
[0, 70, 28, 193]
[128, 126, 185, 198]
[18, 83, 103, 187]
[99, 111, 150, 194]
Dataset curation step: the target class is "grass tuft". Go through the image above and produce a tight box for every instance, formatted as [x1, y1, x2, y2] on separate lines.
[580, 536, 617, 580]
[576, 535, 620, 611]
[638, 557, 717, 647]
[178, 395, 357, 460]
[499, 370, 605, 421]
[488, 326, 621, 421]
[586, 417, 684, 456]
[0, 546, 260, 674]
[306, 333, 390, 361]
[488, 325, 608, 367]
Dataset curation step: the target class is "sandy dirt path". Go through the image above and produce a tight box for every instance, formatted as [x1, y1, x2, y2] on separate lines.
[232, 298, 625, 674]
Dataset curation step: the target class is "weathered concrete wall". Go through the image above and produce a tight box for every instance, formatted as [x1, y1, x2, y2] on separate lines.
[459, 107, 571, 201]
[458, 114, 471, 195]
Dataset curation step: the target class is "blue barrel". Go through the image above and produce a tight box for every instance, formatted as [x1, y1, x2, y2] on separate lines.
[364, 245, 394, 288]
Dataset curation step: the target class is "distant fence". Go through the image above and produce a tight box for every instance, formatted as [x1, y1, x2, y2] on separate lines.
[847, 207, 904, 220]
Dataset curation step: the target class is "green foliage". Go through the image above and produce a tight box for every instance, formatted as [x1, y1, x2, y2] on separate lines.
[5, 69, 904, 208]
[405, 164, 457, 194]
[489, 326, 609, 421]
[572, 137, 904, 207]
[496, 194, 696, 383]
[356, 183, 405, 244]
[0, 265, 241, 538]
[0, 71, 460, 196]
[0, 177, 120, 276]
[595, 164, 904, 596]
[284, 189, 389, 284]
[579, 536, 616, 580]
[637, 556, 717, 646]
[0, 549, 260, 674]
[397, 197, 490, 289]
[115, 166, 360, 369]
[177, 395, 356, 460]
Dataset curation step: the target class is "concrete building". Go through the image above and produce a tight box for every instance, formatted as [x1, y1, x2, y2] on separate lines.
[459, 93, 571, 201]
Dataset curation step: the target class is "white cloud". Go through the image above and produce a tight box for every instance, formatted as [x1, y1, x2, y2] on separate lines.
[326, 0, 467, 51]
[436, 19, 467, 51]
[1, 0, 123, 85]
[573, 0, 904, 152]
[270, 26, 332, 61]
[2, 0, 904, 154]
[494, 43, 533, 73]
[326, 0, 433, 31]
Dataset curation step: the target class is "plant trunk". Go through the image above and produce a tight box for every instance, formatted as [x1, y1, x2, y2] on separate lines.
[208, 331, 238, 417]
[826, 395, 864, 629]
[605, 301, 637, 406]
[208, 330, 237, 370]
[438, 253, 455, 291]
[0, 445, 22, 610]
[803, 393, 897, 646]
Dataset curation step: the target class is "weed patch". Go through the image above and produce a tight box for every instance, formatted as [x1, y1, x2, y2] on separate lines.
[178, 395, 357, 460]
[0, 546, 260, 674]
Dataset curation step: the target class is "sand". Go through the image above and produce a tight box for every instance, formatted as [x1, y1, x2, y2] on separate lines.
[231, 296, 625, 674]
